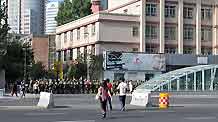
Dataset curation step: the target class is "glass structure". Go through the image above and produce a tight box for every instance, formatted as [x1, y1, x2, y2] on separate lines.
[136, 65, 218, 92]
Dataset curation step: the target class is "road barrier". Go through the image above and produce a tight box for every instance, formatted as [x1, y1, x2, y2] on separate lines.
[159, 93, 169, 109]
[37, 92, 54, 108]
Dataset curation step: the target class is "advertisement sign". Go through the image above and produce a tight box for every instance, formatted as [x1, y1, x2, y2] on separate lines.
[103, 51, 166, 71]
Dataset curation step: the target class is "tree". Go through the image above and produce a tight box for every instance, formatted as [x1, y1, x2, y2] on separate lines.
[3, 39, 34, 83]
[0, 1, 10, 69]
[30, 62, 46, 80]
[88, 55, 103, 81]
[53, 61, 63, 81]
[67, 58, 87, 80]
[56, 0, 92, 26]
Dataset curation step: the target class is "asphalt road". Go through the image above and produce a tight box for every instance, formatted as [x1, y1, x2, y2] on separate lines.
[0, 105, 218, 122]
[0, 94, 218, 122]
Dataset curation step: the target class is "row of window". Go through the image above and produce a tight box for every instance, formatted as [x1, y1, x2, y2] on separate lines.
[146, 3, 212, 20]
[62, 24, 96, 43]
[145, 47, 212, 55]
[58, 45, 95, 61]
[145, 24, 212, 41]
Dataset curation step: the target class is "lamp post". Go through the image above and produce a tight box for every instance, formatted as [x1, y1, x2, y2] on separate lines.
[20, 35, 32, 82]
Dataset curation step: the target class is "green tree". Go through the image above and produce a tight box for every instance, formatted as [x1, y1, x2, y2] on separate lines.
[68, 58, 87, 80]
[88, 55, 103, 81]
[0, 1, 10, 69]
[56, 0, 92, 26]
[30, 62, 46, 80]
[3, 39, 34, 83]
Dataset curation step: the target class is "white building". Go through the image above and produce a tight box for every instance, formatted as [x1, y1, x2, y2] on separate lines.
[8, 0, 44, 35]
[45, 0, 63, 35]
[56, 0, 218, 81]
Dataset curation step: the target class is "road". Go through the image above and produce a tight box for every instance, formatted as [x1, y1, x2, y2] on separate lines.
[0, 94, 218, 122]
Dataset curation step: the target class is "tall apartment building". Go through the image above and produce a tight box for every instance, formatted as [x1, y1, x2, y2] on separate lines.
[45, 0, 63, 35]
[56, 0, 218, 80]
[8, 0, 44, 35]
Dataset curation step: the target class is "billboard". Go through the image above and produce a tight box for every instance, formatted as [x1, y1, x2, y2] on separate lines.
[103, 51, 166, 71]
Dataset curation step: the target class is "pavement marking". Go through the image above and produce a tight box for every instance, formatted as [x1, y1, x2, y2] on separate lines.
[184, 116, 217, 120]
[55, 120, 95, 122]
[24, 112, 66, 116]
[143, 110, 175, 113]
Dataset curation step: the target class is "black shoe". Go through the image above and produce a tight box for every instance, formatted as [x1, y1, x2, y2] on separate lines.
[101, 113, 106, 119]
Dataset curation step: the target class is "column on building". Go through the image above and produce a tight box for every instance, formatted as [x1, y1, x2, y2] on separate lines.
[213, 4, 218, 55]
[80, 47, 85, 58]
[178, 0, 184, 54]
[159, 0, 165, 53]
[73, 48, 77, 60]
[196, 0, 202, 55]
[95, 44, 101, 55]
[140, 0, 146, 52]
[87, 45, 92, 55]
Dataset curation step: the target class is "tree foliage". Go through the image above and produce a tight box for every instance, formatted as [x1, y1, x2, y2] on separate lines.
[30, 62, 46, 80]
[88, 55, 103, 81]
[56, 0, 92, 26]
[2, 40, 34, 82]
[68, 55, 87, 80]
[0, 1, 10, 69]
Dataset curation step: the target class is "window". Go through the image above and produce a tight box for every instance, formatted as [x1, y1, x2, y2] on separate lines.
[165, 27, 176, 40]
[202, 48, 212, 55]
[84, 47, 87, 60]
[184, 47, 193, 54]
[145, 24, 157, 39]
[64, 32, 67, 42]
[132, 48, 138, 52]
[77, 28, 80, 40]
[84, 26, 88, 38]
[58, 51, 61, 61]
[201, 28, 212, 41]
[91, 45, 95, 55]
[165, 5, 176, 18]
[201, 8, 212, 20]
[70, 30, 73, 41]
[146, 4, 157, 16]
[145, 44, 158, 54]
[184, 7, 193, 19]
[70, 49, 73, 60]
[165, 47, 177, 54]
[132, 27, 139, 37]
[77, 48, 80, 57]
[64, 50, 67, 61]
[184, 26, 194, 40]
[124, 9, 128, 13]
[91, 24, 96, 36]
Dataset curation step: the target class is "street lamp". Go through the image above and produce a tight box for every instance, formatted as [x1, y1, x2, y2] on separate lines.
[20, 35, 32, 82]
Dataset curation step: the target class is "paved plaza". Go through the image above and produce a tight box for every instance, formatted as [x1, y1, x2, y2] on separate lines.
[0, 94, 218, 122]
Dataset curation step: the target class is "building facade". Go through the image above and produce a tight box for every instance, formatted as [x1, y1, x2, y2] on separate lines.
[56, 0, 218, 81]
[45, 0, 63, 34]
[8, 0, 44, 35]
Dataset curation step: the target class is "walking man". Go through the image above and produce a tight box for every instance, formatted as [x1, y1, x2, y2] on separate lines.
[106, 78, 113, 110]
[117, 78, 128, 111]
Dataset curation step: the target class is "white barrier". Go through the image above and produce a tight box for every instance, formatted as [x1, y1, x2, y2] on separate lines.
[0, 89, 4, 96]
[130, 91, 151, 107]
[37, 92, 54, 108]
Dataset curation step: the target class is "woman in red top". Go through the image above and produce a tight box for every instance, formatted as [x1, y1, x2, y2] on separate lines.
[96, 80, 111, 119]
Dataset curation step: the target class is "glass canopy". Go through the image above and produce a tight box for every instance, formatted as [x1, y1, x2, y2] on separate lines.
[136, 65, 218, 92]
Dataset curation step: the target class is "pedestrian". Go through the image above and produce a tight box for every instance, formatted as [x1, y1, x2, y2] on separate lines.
[11, 83, 18, 97]
[20, 81, 26, 98]
[129, 80, 133, 94]
[33, 81, 39, 94]
[117, 78, 128, 111]
[96, 80, 111, 119]
[106, 78, 113, 111]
